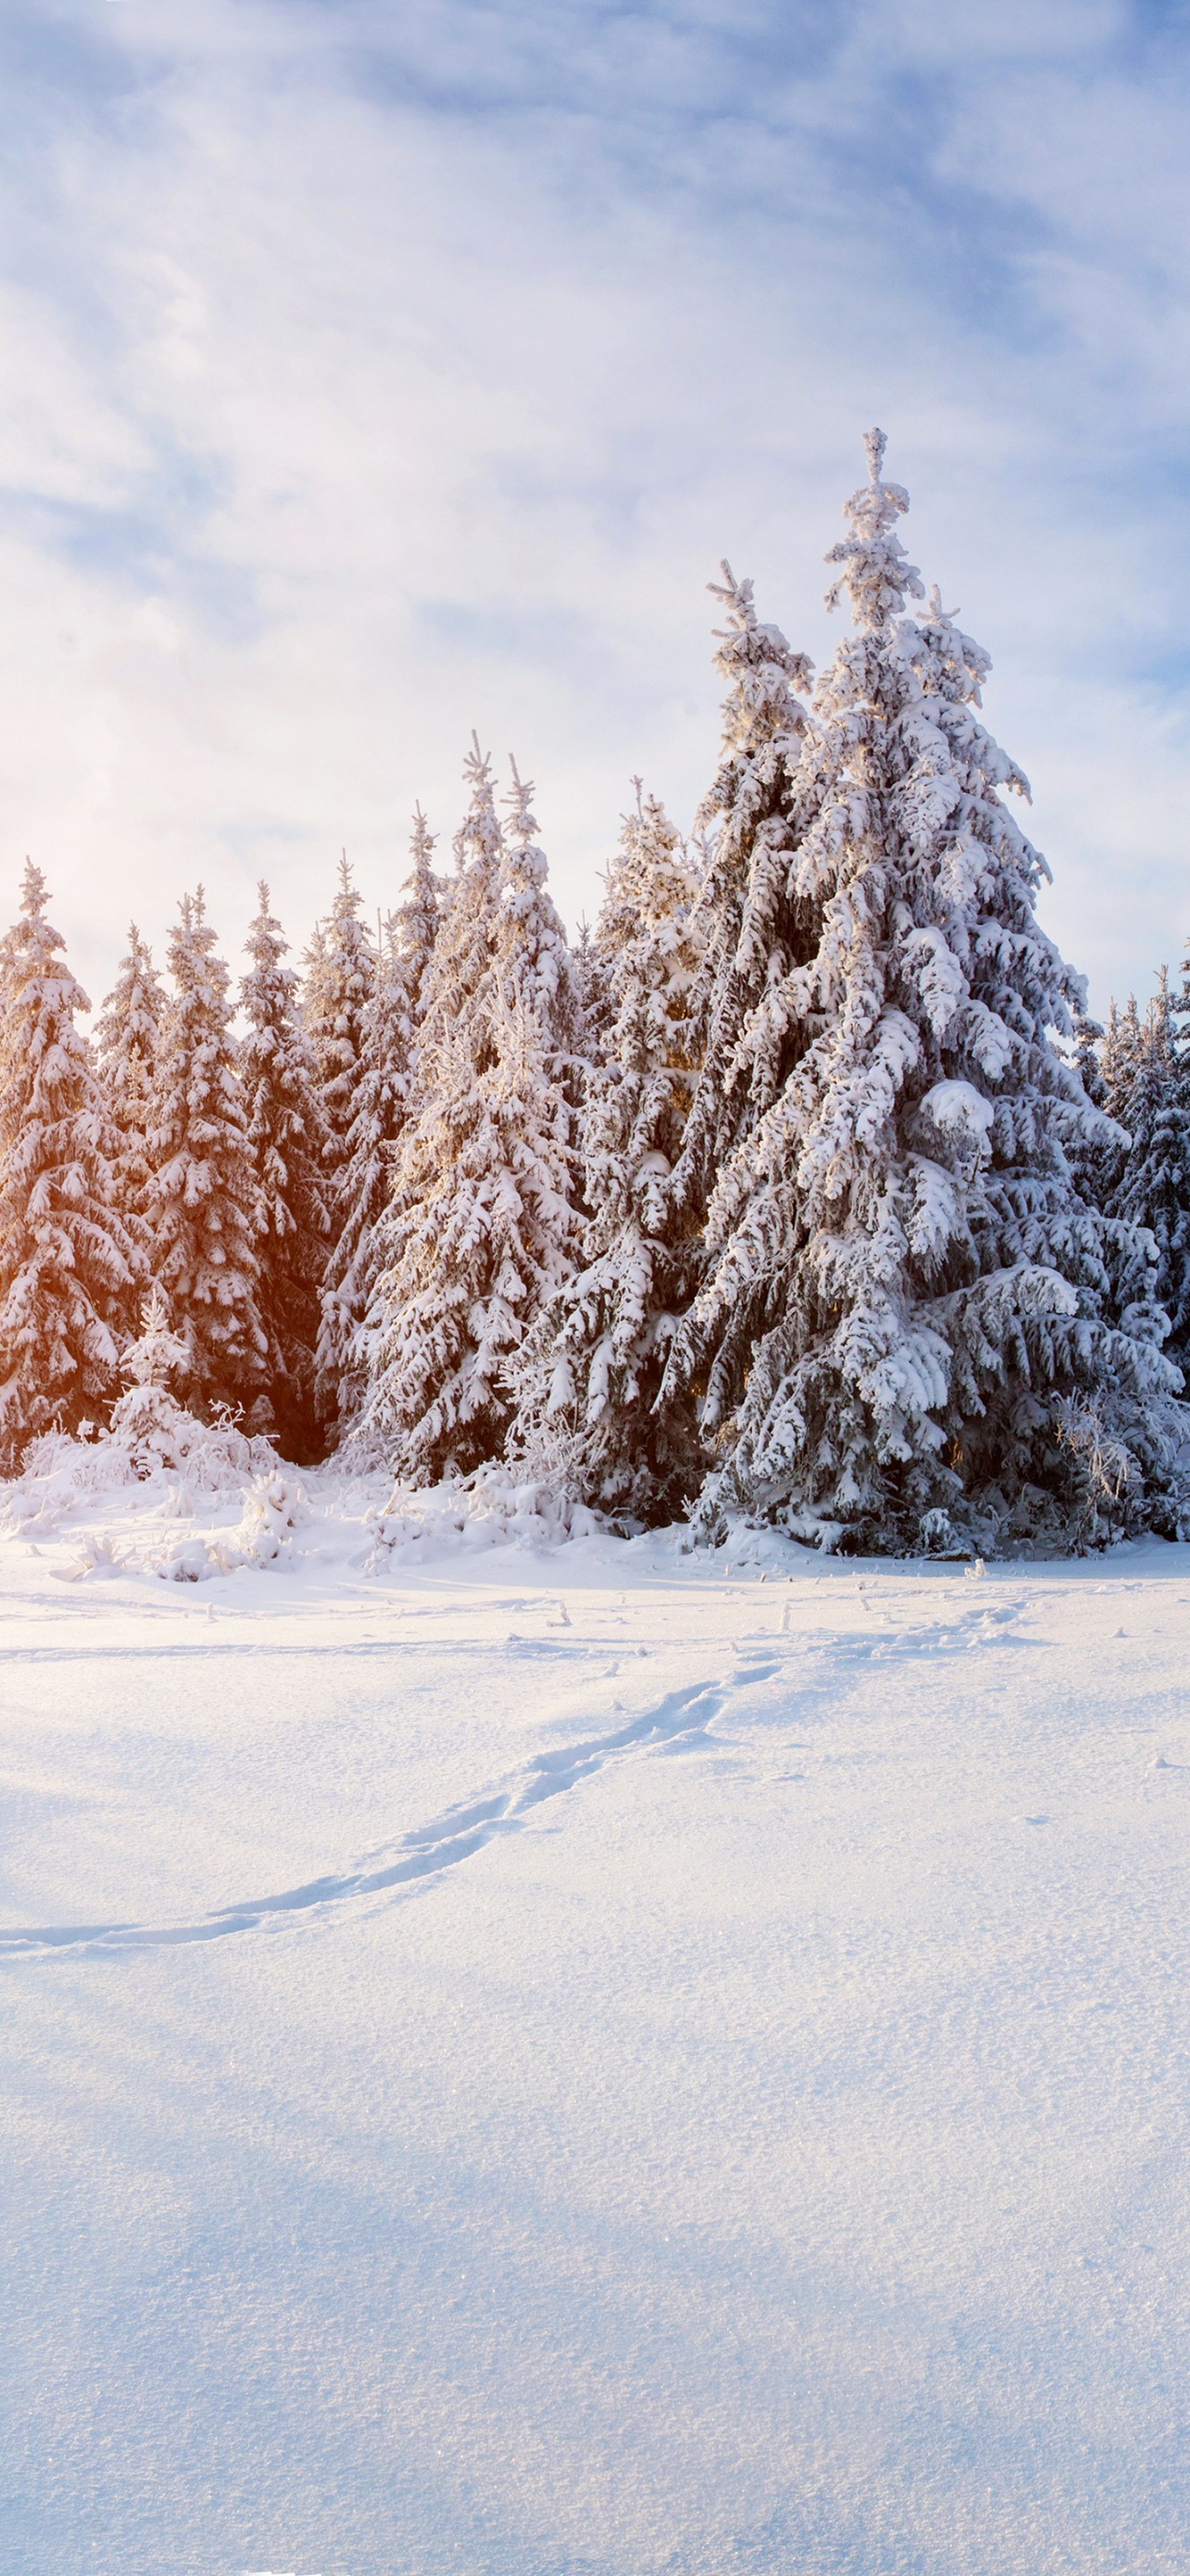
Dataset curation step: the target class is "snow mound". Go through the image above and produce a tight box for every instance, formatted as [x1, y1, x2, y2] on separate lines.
[362, 1464, 602, 1569]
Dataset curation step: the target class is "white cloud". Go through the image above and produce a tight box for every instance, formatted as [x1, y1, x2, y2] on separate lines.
[0, 0, 1187, 1017]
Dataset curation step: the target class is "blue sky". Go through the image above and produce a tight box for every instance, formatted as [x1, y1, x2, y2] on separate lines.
[1, 0, 1189, 1011]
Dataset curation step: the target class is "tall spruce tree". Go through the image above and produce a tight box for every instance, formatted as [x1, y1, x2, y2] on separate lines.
[415, 737, 504, 1065]
[357, 755, 579, 1480]
[147, 889, 266, 1420]
[396, 804, 443, 1003]
[94, 923, 165, 1221]
[665, 564, 814, 1245]
[317, 811, 442, 1437]
[495, 760, 580, 1070]
[0, 863, 140, 1466]
[1107, 972, 1190, 1372]
[1103, 996, 1143, 1127]
[662, 432, 1179, 1550]
[512, 784, 704, 1521]
[303, 856, 376, 1170]
[240, 883, 332, 1456]
[1062, 1006, 1119, 1217]
[357, 986, 578, 1482]
[571, 915, 615, 1071]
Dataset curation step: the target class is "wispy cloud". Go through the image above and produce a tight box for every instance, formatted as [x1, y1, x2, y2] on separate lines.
[0, 0, 1187, 1012]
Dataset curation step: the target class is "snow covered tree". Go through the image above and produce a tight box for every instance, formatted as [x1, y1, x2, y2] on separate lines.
[662, 432, 1180, 1552]
[665, 563, 814, 1242]
[146, 889, 266, 1421]
[317, 812, 443, 1436]
[1102, 995, 1143, 1123]
[1061, 1005, 1117, 1215]
[240, 883, 332, 1456]
[356, 761, 583, 1482]
[1071, 1010, 1107, 1115]
[94, 923, 164, 1221]
[1106, 972, 1190, 1370]
[107, 1281, 193, 1474]
[357, 986, 579, 1482]
[394, 803, 442, 1010]
[0, 862, 139, 1467]
[415, 737, 504, 1067]
[512, 784, 704, 1521]
[570, 914, 615, 1071]
[495, 759, 581, 1073]
[302, 855, 375, 1170]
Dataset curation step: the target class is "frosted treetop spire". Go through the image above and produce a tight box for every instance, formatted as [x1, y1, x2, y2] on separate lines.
[19, 858, 48, 920]
[503, 753, 538, 850]
[826, 426, 924, 632]
[702, 559, 812, 765]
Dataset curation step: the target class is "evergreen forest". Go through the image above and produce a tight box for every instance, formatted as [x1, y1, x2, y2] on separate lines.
[3, 434, 1187, 1554]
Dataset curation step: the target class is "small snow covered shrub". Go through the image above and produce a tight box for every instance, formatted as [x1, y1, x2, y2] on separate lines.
[0, 1293, 281, 1540]
[362, 1462, 598, 1569]
[108, 1288, 267, 1488]
[149, 1470, 308, 1580]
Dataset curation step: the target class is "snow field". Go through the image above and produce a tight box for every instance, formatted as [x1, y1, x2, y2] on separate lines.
[3, 1477, 1190, 2573]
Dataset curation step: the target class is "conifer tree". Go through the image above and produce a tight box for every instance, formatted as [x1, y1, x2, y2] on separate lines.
[107, 1281, 194, 1473]
[317, 812, 443, 1437]
[1071, 1010, 1107, 1115]
[513, 785, 703, 1520]
[571, 915, 615, 1071]
[495, 760, 580, 1070]
[146, 889, 266, 1420]
[302, 856, 375, 1169]
[1062, 1007, 1115, 1210]
[357, 757, 580, 1479]
[94, 924, 165, 1220]
[665, 564, 814, 1241]
[1103, 996, 1143, 1128]
[415, 737, 504, 1066]
[0, 862, 139, 1466]
[663, 432, 1179, 1550]
[395, 804, 442, 1006]
[240, 883, 332, 1455]
[357, 987, 578, 1482]
[1107, 972, 1190, 1369]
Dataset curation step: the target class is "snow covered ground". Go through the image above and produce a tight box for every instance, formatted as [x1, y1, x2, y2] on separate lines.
[3, 1466, 1190, 2576]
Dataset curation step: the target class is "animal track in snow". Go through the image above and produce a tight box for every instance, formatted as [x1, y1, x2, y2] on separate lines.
[0, 1679, 728, 1960]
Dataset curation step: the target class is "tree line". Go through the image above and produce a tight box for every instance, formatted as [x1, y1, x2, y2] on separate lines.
[1, 430, 1186, 1552]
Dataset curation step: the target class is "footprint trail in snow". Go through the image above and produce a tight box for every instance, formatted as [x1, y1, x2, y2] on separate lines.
[0, 1586, 1030, 1961]
[0, 1678, 726, 1958]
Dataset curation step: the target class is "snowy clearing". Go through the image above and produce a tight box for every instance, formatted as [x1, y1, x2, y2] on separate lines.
[4, 1470, 1190, 2576]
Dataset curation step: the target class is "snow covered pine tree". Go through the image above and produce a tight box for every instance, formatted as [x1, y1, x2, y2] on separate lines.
[95, 923, 165, 1222]
[665, 564, 814, 1258]
[1104, 971, 1190, 1376]
[413, 736, 503, 1067]
[513, 783, 704, 1522]
[662, 432, 1181, 1552]
[357, 751, 578, 1482]
[146, 890, 267, 1424]
[240, 884, 332, 1456]
[0, 862, 140, 1466]
[493, 758, 581, 1076]
[316, 812, 441, 1441]
[303, 855, 376, 1165]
